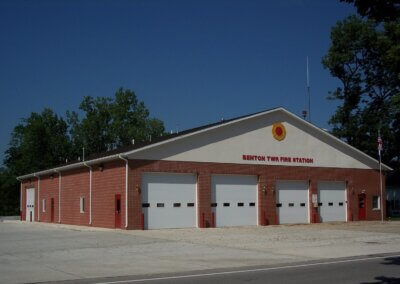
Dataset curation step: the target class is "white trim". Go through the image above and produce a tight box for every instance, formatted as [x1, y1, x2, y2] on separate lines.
[196, 173, 199, 228]
[20, 182, 22, 212]
[280, 109, 392, 171]
[308, 181, 311, 224]
[257, 176, 259, 226]
[372, 195, 381, 210]
[17, 107, 392, 181]
[122, 107, 392, 171]
[80, 196, 85, 213]
[34, 174, 40, 221]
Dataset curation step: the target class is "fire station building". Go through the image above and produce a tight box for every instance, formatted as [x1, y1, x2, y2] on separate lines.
[18, 107, 391, 230]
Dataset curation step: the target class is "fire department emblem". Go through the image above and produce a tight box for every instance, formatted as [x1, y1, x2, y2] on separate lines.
[272, 123, 286, 141]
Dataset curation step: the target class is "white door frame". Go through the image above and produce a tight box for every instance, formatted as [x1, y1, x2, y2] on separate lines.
[26, 187, 35, 222]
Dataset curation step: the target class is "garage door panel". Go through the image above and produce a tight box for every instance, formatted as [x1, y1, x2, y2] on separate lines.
[318, 181, 346, 222]
[212, 175, 257, 227]
[276, 181, 309, 224]
[142, 173, 196, 229]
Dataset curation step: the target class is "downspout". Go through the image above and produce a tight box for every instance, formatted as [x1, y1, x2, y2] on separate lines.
[34, 174, 40, 222]
[118, 155, 129, 229]
[54, 170, 61, 223]
[17, 177, 22, 220]
[83, 163, 92, 225]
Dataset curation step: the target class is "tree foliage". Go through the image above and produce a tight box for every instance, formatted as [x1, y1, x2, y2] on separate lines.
[322, 13, 400, 182]
[67, 88, 165, 158]
[0, 88, 165, 215]
[340, 0, 400, 23]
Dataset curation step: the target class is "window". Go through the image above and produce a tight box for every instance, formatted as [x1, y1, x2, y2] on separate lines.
[42, 199, 46, 212]
[80, 197, 85, 213]
[237, 202, 244, 207]
[187, 203, 194, 207]
[142, 203, 150, 208]
[173, 203, 181, 207]
[372, 196, 380, 210]
[157, 203, 164, 208]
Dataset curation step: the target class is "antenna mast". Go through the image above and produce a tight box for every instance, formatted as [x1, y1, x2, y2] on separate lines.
[307, 56, 311, 122]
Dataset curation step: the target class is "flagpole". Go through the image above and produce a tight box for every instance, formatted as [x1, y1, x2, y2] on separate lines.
[379, 151, 383, 222]
[378, 130, 383, 222]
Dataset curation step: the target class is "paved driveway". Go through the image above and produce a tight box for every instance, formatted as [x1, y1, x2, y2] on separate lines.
[1, 221, 399, 284]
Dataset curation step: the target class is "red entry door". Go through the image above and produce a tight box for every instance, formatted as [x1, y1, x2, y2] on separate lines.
[358, 194, 366, 220]
[51, 198, 54, 222]
[115, 194, 122, 229]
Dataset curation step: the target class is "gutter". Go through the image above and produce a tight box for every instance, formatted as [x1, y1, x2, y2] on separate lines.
[83, 163, 93, 225]
[33, 174, 40, 221]
[54, 169, 61, 223]
[118, 155, 129, 229]
[17, 154, 121, 180]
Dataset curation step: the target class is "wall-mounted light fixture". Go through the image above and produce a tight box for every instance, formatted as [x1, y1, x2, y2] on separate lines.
[50, 174, 54, 180]
[99, 164, 104, 172]
[262, 185, 267, 195]
[136, 185, 141, 194]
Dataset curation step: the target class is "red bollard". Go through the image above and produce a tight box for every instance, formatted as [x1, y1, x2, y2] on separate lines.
[211, 212, 215, 227]
[141, 213, 145, 230]
[201, 213, 205, 228]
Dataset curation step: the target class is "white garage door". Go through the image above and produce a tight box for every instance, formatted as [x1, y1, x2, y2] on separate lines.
[276, 180, 309, 224]
[211, 175, 258, 227]
[318, 181, 347, 222]
[26, 188, 35, 222]
[142, 173, 196, 229]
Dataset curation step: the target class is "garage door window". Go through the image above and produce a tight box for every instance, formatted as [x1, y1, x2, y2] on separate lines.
[372, 196, 380, 210]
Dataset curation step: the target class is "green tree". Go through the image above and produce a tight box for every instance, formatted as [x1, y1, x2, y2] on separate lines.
[67, 88, 166, 158]
[1, 109, 71, 216]
[5, 108, 71, 175]
[340, 0, 400, 23]
[322, 15, 400, 181]
[0, 168, 19, 216]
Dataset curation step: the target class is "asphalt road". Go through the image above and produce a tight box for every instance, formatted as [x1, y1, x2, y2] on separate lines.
[42, 253, 400, 284]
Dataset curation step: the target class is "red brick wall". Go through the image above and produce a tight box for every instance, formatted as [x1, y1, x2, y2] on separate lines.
[91, 160, 126, 229]
[60, 168, 90, 226]
[129, 160, 386, 229]
[20, 159, 386, 230]
[39, 174, 60, 223]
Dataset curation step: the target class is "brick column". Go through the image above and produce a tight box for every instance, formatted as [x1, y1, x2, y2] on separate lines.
[309, 180, 320, 223]
[258, 174, 267, 225]
[266, 179, 277, 225]
[197, 172, 211, 228]
[128, 167, 143, 230]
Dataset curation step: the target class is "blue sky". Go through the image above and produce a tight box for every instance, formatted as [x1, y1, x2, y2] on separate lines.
[0, 0, 356, 165]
